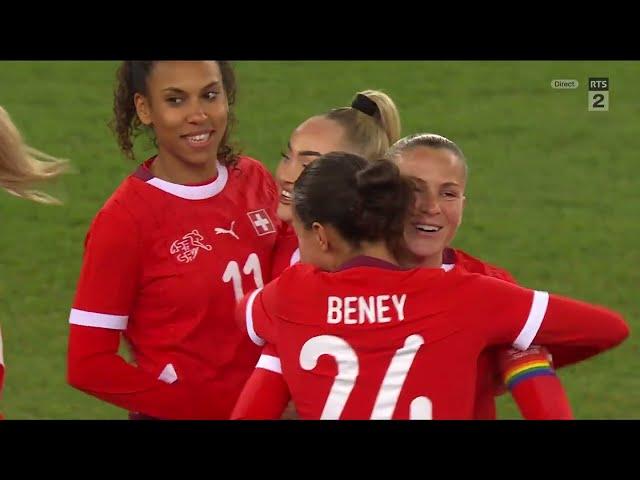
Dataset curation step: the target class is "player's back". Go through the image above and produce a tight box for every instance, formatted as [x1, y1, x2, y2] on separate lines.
[269, 257, 520, 420]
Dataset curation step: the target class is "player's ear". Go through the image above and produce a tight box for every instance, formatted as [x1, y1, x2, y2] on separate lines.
[134, 93, 152, 126]
[311, 222, 329, 252]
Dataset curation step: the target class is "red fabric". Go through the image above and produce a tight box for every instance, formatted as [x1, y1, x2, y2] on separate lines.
[236, 258, 627, 419]
[67, 156, 281, 419]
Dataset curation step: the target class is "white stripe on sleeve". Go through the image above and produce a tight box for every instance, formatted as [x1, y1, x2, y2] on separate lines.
[256, 354, 282, 374]
[68, 308, 128, 330]
[513, 290, 549, 350]
[246, 288, 266, 346]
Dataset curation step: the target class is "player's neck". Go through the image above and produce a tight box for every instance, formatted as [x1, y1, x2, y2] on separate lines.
[401, 250, 443, 269]
[151, 153, 219, 186]
[344, 242, 398, 268]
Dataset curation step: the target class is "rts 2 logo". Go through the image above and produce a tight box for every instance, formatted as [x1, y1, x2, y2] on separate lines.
[588, 77, 609, 112]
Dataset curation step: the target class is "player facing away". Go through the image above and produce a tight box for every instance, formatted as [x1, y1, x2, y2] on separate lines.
[0, 105, 69, 418]
[66, 61, 281, 419]
[234, 93, 575, 420]
[234, 153, 628, 420]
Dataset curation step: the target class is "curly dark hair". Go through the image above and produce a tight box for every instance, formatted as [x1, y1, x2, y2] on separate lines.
[110, 61, 239, 167]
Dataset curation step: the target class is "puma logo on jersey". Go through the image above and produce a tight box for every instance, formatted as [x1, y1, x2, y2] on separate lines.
[215, 221, 239, 240]
[327, 294, 407, 325]
[170, 229, 212, 263]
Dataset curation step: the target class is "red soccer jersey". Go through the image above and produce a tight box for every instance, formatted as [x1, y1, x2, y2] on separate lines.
[446, 248, 517, 419]
[271, 222, 299, 278]
[68, 156, 280, 419]
[236, 247, 566, 420]
[448, 249, 572, 419]
[237, 257, 627, 420]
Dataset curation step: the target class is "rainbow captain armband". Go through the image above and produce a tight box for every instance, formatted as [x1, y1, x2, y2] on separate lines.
[501, 349, 556, 391]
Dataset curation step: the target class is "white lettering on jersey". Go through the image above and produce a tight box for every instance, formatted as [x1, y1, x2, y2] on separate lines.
[300, 333, 431, 419]
[327, 294, 407, 325]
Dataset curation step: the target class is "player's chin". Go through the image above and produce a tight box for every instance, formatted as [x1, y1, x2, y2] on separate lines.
[181, 139, 221, 163]
[277, 202, 293, 224]
[404, 233, 445, 260]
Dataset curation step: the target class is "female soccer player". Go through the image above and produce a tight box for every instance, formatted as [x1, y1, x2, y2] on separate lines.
[233, 95, 574, 419]
[234, 153, 628, 420]
[66, 61, 281, 419]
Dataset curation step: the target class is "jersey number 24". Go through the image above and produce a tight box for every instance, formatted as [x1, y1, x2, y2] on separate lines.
[300, 334, 433, 420]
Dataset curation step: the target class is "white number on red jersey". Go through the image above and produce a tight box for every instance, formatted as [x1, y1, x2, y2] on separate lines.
[222, 253, 264, 303]
[299, 334, 432, 420]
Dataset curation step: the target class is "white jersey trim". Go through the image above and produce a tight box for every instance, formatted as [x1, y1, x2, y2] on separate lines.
[256, 354, 282, 374]
[289, 248, 300, 266]
[246, 288, 266, 346]
[69, 308, 128, 330]
[146, 162, 228, 200]
[158, 363, 178, 384]
[513, 290, 549, 350]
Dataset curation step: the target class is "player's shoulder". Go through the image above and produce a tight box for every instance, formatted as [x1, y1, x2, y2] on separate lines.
[449, 248, 517, 284]
[277, 262, 318, 283]
[440, 266, 516, 303]
[229, 156, 278, 204]
[88, 169, 148, 234]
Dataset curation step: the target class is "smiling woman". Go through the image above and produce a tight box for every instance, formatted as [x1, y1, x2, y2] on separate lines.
[65, 61, 282, 419]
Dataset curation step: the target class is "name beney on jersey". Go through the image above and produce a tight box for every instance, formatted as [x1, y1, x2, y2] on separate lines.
[327, 294, 407, 324]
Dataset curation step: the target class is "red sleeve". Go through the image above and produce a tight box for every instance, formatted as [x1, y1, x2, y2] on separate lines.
[472, 277, 629, 360]
[236, 276, 283, 346]
[66, 208, 230, 419]
[70, 208, 139, 324]
[467, 278, 539, 345]
[67, 324, 232, 419]
[456, 251, 575, 416]
[532, 294, 629, 367]
[497, 346, 573, 419]
[231, 356, 291, 420]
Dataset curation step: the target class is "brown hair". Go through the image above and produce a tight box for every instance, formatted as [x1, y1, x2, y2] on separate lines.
[110, 61, 239, 166]
[294, 152, 414, 250]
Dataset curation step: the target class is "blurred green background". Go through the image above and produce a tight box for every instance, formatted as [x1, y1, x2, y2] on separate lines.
[0, 61, 637, 418]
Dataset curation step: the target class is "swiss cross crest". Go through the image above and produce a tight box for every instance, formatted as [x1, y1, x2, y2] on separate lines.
[170, 229, 212, 263]
[247, 209, 276, 236]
